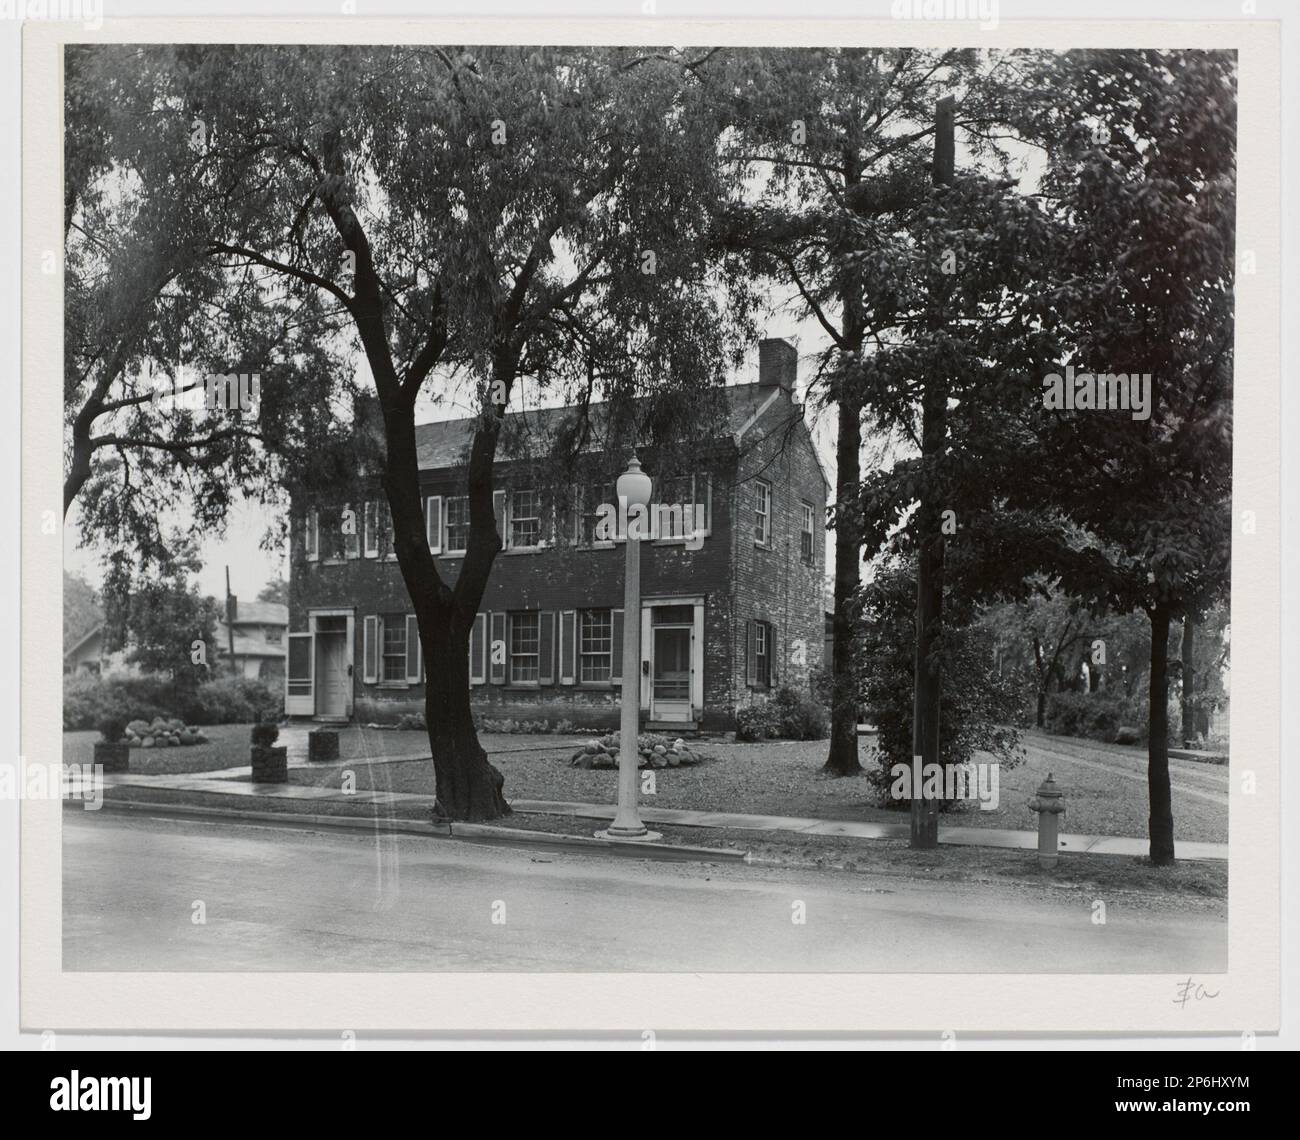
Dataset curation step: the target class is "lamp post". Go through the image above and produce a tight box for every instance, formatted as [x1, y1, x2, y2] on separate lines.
[598, 455, 661, 842]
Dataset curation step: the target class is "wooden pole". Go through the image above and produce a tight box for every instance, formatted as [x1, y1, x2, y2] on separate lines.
[225, 565, 237, 675]
[910, 95, 955, 849]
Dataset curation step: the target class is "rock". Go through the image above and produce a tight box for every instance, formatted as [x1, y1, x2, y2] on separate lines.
[653, 744, 667, 755]
[574, 755, 594, 770]
[674, 738, 686, 751]
[667, 752, 681, 767]
[1115, 726, 1140, 745]
[141, 736, 155, 748]
[584, 740, 601, 754]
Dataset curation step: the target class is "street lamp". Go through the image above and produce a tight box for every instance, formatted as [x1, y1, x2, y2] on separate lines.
[598, 454, 661, 842]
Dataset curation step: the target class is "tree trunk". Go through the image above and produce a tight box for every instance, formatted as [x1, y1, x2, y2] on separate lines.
[909, 374, 945, 849]
[823, 392, 864, 777]
[1036, 688, 1046, 727]
[425, 615, 509, 821]
[1180, 614, 1196, 747]
[1147, 604, 1175, 865]
[374, 358, 511, 822]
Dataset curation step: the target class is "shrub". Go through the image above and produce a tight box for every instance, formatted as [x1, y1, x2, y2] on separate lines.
[735, 688, 829, 742]
[734, 701, 781, 742]
[858, 561, 1026, 809]
[1045, 690, 1148, 744]
[63, 674, 281, 731]
[250, 722, 280, 747]
[97, 715, 127, 743]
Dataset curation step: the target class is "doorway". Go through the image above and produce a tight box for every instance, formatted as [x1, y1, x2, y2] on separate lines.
[650, 620, 693, 723]
[313, 616, 350, 718]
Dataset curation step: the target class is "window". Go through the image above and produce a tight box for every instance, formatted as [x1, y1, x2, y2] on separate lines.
[654, 474, 708, 540]
[800, 501, 816, 564]
[318, 507, 348, 561]
[381, 614, 407, 682]
[444, 496, 470, 553]
[579, 609, 613, 683]
[509, 612, 540, 683]
[755, 620, 771, 688]
[376, 500, 395, 557]
[754, 480, 772, 546]
[266, 627, 282, 645]
[509, 490, 542, 548]
[576, 482, 615, 546]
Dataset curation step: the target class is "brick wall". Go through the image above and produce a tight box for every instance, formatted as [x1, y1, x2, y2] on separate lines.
[728, 393, 828, 712]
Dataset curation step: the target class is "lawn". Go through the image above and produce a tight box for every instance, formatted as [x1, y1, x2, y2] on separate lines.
[279, 729, 1228, 843]
[69, 722, 1228, 844]
[62, 723, 582, 776]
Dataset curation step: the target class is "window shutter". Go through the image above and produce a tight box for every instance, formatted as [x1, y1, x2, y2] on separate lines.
[559, 610, 576, 685]
[746, 619, 758, 687]
[538, 611, 556, 685]
[489, 611, 507, 684]
[305, 509, 319, 561]
[610, 609, 624, 684]
[405, 614, 421, 683]
[493, 490, 508, 547]
[344, 503, 360, 558]
[363, 502, 378, 558]
[426, 496, 442, 554]
[469, 613, 487, 685]
[362, 615, 378, 683]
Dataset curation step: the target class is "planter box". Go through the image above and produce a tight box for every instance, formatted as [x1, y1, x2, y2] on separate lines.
[93, 741, 130, 774]
[308, 729, 340, 763]
[250, 745, 289, 784]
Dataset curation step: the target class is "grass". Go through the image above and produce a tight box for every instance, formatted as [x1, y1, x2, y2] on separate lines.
[279, 729, 1227, 844]
[62, 723, 583, 776]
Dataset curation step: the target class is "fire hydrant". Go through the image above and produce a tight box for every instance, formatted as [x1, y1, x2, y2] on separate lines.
[1028, 773, 1066, 869]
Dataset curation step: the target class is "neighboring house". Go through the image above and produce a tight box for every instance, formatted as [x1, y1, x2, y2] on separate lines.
[62, 625, 138, 678]
[214, 599, 289, 683]
[286, 338, 829, 731]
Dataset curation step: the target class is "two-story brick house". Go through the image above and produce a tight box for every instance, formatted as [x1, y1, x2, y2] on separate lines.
[285, 338, 828, 732]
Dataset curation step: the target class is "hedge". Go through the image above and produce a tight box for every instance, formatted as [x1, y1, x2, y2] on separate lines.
[64, 674, 281, 731]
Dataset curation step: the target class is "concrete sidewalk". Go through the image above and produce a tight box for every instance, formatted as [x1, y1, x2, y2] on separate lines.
[73, 768, 1227, 861]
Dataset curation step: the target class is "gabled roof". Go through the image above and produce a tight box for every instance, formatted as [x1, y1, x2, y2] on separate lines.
[225, 602, 288, 627]
[414, 383, 781, 472]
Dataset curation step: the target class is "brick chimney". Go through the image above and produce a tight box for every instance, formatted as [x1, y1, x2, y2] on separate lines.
[758, 338, 797, 394]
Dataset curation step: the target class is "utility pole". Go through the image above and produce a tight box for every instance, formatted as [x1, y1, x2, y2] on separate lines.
[910, 95, 955, 849]
[224, 565, 237, 676]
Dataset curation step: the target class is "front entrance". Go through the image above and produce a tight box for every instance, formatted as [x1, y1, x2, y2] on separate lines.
[314, 617, 350, 718]
[649, 609, 694, 723]
[285, 610, 355, 719]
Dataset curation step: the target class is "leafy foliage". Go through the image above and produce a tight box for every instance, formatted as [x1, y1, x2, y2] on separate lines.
[859, 561, 1025, 805]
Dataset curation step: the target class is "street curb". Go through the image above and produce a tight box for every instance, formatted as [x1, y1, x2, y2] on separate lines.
[83, 794, 749, 864]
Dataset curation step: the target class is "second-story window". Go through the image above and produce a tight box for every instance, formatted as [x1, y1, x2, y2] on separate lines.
[444, 496, 470, 554]
[509, 611, 540, 683]
[576, 482, 615, 546]
[754, 479, 772, 546]
[510, 489, 542, 548]
[800, 501, 816, 564]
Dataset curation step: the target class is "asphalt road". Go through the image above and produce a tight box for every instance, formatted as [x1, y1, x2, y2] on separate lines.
[63, 809, 1226, 974]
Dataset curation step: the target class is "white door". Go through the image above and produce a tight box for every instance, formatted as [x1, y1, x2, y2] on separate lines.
[285, 633, 314, 716]
[314, 629, 349, 717]
[650, 625, 693, 722]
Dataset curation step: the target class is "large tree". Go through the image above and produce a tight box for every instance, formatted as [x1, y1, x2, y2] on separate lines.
[1013, 49, 1236, 863]
[119, 44, 753, 820]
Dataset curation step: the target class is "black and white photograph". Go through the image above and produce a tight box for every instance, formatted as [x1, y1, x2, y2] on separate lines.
[8, 6, 1289, 1059]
